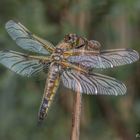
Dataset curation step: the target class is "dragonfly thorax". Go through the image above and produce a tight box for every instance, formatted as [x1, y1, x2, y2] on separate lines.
[52, 55, 61, 61]
[51, 48, 64, 62]
[54, 48, 63, 54]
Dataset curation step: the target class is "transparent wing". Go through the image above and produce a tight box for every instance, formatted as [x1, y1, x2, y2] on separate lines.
[5, 20, 54, 54]
[0, 50, 50, 77]
[61, 70, 126, 95]
[67, 49, 139, 69]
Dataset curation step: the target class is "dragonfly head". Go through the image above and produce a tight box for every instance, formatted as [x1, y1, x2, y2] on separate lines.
[64, 33, 79, 48]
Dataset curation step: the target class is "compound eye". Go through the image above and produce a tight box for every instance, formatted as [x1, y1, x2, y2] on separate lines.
[68, 36, 71, 40]
[67, 35, 72, 42]
[64, 34, 71, 42]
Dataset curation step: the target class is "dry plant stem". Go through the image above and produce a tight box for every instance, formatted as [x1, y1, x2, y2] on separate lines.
[70, 90, 82, 140]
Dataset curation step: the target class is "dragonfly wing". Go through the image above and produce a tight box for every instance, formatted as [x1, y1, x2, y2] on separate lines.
[61, 70, 126, 95]
[0, 50, 50, 77]
[5, 20, 54, 54]
[67, 49, 139, 68]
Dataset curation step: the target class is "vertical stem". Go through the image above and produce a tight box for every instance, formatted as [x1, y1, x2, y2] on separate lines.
[70, 88, 82, 140]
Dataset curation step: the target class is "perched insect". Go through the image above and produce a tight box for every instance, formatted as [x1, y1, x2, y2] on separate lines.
[0, 20, 139, 121]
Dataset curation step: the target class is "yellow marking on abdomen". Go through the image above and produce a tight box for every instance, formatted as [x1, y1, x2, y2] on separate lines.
[38, 64, 60, 121]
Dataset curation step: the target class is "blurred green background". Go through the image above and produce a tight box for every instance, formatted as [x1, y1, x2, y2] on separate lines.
[0, 0, 140, 140]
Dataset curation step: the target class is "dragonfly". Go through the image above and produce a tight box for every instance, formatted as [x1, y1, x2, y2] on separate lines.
[0, 20, 139, 121]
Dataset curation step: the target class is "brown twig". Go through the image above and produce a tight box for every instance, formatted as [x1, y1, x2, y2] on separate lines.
[70, 83, 82, 140]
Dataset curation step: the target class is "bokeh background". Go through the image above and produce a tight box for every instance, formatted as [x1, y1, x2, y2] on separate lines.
[0, 0, 140, 140]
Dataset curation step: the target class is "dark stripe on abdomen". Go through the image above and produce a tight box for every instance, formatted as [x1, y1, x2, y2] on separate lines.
[38, 64, 60, 121]
[38, 98, 49, 121]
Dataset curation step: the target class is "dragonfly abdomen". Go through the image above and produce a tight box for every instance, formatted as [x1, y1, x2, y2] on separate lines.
[38, 64, 61, 121]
